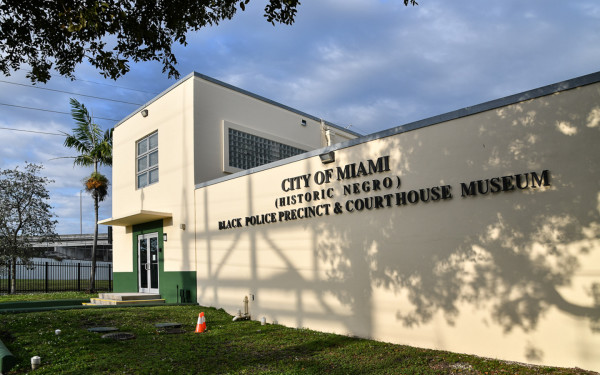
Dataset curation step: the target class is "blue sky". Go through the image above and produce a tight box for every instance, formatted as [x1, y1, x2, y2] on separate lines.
[0, 0, 598, 234]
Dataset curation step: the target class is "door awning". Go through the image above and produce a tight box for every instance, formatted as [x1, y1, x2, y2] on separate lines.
[98, 210, 172, 227]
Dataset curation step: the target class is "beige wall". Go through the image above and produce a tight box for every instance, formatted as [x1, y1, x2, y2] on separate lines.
[111, 78, 196, 273]
[110, 72, 356, 273]
[194, 82, 600, 370]
[192, 76, 355, 184]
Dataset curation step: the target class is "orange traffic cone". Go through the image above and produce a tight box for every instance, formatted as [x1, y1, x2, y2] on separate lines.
[195, 312, 206, 333]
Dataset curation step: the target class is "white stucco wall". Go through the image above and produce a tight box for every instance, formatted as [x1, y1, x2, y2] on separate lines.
[109, 72, 357, 275]
[111, 77, 196, 273]
[192, 75, 355, 184]
[194, 79, 600, 370]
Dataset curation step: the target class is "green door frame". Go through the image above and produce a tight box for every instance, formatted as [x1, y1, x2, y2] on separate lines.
[112, 219, 197, 304]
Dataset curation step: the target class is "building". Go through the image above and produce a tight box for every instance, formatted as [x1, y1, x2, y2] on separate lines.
[100, 72, 358, 295]
[102, 71, 600, 371]
[31, 233, 112, 262]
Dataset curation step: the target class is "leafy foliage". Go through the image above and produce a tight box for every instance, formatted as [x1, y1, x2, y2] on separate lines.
[63, 98, 112, 292]
[0, 1, 417, 83]
[0, 163, 58, 268]
[84, 171, 109, 203]
[64, 98, 112, 168]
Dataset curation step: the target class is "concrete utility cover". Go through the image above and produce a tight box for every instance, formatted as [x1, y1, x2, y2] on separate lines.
[101, 332, 135, 340]
[88, 327, 119, 333]
[154, 323, 182, 328]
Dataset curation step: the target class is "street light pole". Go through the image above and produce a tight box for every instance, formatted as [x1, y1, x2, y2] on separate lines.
[80, 189, 83, 235]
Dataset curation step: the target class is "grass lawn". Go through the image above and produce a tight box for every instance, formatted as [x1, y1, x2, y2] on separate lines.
[0, 291, 97, 303]
[0, 300, 596, 374]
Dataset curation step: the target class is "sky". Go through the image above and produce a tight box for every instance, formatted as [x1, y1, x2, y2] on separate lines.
[0, 0, 598, 235]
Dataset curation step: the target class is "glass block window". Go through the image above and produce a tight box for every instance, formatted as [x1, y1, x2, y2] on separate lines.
[228, 128, 307, 170]
[137, 132, 158, 188]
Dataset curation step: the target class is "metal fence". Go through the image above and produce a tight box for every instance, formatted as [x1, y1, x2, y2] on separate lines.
[0, 260, 112, 294]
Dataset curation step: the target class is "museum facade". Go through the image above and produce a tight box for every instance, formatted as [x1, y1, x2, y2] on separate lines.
[102, 71, 600, 370]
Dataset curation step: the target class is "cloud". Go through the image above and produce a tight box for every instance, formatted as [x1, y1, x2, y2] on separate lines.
[1, 0, 598, 233]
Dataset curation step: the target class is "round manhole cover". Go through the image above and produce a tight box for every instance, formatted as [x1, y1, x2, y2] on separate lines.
[101, 332, 135, 340]
[88, 327, 119, 333]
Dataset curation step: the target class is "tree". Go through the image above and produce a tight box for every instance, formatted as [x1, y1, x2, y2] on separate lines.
[0, 163, 58, 294]
[0, 0, 417, 83]
[64, 98, 112, 292]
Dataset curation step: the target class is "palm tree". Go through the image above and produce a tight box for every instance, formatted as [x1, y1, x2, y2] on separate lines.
[64, 98, 112, 292]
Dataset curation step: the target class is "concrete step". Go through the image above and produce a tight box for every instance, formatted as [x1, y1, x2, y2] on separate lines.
[85, 293, 165, 306]
[85, 298, 165, 306]
[98, 293, 162, 301]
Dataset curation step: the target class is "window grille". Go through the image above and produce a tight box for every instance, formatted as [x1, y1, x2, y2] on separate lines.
[228, 128, 306, 170]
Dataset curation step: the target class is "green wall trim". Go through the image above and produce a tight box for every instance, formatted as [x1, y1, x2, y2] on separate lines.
[113, 271, 138, 293]
[157, 270, 196, 304]
[114, 220, 196, 303]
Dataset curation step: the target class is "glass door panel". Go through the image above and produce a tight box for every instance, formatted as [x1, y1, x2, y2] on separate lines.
[150, 236, 159, 290]
[138, 233, 159, 293]
[138, 237, 148, 290]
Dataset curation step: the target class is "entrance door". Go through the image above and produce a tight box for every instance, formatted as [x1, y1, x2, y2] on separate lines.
[138, 233, 159, 293]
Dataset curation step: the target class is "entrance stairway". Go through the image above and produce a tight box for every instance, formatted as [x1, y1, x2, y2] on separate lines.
[84, 293, 165, 306]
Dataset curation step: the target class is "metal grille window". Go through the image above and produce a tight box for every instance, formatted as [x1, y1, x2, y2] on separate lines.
[137, 132, 158, 188]
[228, 128, 306, 170]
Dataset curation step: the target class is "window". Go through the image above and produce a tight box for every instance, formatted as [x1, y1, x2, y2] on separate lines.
[228, 128, 307, 170]
[137, 132, 158, 188]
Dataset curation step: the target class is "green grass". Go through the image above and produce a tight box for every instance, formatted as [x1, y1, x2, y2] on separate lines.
[0, 279, 110, 294]
[0, 291, 98, 303]
[0, 304, 595, 374]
